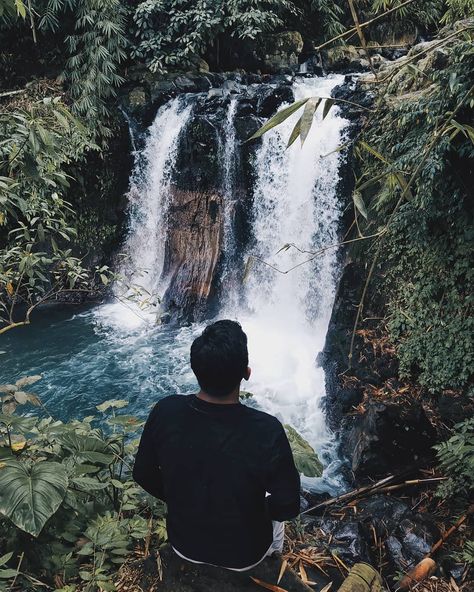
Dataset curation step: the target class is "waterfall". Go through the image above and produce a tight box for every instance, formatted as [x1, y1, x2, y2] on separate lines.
[99, 75, 349, 489]
[218, 96, 240, 309]
[99, 98, 193, 330]
[223, 76, 348, 486]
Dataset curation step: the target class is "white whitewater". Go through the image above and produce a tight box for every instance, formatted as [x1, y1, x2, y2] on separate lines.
[99, 98, 193, 330]
[222, 75, 348, 488]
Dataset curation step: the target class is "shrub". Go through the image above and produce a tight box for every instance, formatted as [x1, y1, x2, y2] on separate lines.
[0, 378, 167, 591]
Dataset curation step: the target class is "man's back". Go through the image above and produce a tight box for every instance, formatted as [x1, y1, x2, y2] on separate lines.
[133, 394, 301, 569]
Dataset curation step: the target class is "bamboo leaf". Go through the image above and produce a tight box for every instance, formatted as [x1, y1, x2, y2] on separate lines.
[277, 559, 288, 585]
[247, 99, 309, 142]
[287, 116, 302, 148]
[250, 577, 288, 592]
[353, 190, 368, 220]
[322, 98, 335, 120]
[358, 140, 390, 164]
[300, 98, 321, 145]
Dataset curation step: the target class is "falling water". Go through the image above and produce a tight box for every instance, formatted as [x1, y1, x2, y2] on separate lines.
[99, 98, 193, 330]
[218, 97, 240, 308]
[223, 76, 348, 487]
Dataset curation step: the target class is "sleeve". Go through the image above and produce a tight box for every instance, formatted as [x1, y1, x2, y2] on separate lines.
[133, 404, 166, 501]
[265, 423, 301, 521]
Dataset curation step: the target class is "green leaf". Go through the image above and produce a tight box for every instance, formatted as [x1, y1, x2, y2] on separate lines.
[247, 99, 309, 142]
[55, 432, 115, 466]
[300, 98, 321, 146]
[353, 190, 368, 220]
[287, 116, 302, 148]
[0, 552, 13, 567]
[358, 140, 390, 165]
[71, 477, 109, 491]
[96, 399, 128, 412]
[322, 98, 335, 120]
[0, 568, 19, 578]
[0, 460, 68, 536]
[14, 0, 26, 18]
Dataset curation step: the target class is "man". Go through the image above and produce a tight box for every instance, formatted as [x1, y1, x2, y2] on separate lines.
[133, 319, 301, 570]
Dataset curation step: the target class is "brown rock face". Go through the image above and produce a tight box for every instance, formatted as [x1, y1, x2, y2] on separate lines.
[162, 188, 223, 320]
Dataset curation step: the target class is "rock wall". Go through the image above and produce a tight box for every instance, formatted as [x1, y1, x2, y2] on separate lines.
[162, 190, 223, 320]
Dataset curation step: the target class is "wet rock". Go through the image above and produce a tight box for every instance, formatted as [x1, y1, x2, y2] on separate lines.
[341, 399, 438, 478]
[257, 84, 294, 117]
[258, 31, 304, 73]
[322, 45, 370, 73]
[267, 74, 294, 86]
[187, 74, 212, 92]
[127, 87, 147, 109]
[234, 114, 262, 143]
[162, 190, 223, 322]
[235, 97, 257, 117]
[357, 496, 439, 573]
[173, 75, 197, 93]
[222, 79, 241, 93]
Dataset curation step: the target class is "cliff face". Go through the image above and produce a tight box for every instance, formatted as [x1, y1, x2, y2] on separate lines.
[162, 189, 223, 320]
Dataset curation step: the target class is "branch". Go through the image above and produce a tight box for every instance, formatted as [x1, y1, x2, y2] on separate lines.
[247, 231, 386, 276]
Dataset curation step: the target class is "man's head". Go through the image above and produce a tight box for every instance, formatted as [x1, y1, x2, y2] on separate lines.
[190, 320, 250, 398]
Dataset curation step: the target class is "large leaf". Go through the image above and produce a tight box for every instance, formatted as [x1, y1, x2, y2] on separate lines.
[300, 98, 321, 145]
[0, 460, 68, 536]
[285, 426, 323, 478]
[247, 99, 309, 141]
[56, 432, 115, 465]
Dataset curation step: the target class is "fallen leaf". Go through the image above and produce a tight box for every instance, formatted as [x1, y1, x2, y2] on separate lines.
[250, 576, 288, 592]
[319, 583, 332, 592]
[299, 561, 308, 584]
[277, 559, 288, 585]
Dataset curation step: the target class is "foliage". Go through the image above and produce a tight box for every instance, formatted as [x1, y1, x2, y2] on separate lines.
[442, 0, 474, 23]
[0, 381, 167, 591]
[0, 95, 115, 333]
[60, 0, 128, 136]
[367, 0, 443, 33]
[285, 425, 323, 478]
[131, 0, 296, 73]
[356, 34, 474, 391]
[434, 418, 474, 507]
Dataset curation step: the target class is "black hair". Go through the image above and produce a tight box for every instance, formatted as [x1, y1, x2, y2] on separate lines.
[190, 320, 248, 398]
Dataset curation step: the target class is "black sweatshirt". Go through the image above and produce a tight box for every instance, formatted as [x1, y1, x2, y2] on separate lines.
[133, 394, 301, 569]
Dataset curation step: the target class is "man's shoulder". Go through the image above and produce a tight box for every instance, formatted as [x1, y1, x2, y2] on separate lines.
[146, 394, 188, 420]
[242, 404, 284, 433]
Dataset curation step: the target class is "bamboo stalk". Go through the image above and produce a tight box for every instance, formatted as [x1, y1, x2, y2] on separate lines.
[314, 0, 417, 51]
[301, 474, 396, 515]
[427, 505, 473, 557]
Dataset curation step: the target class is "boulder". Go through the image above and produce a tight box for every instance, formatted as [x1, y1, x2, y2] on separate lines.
[127, 87, 147, 109]
[341, 399, 438, 479]
[257, 84, 294, 117]
[258, 31, 304, 73]
[322, 45, 370, 73]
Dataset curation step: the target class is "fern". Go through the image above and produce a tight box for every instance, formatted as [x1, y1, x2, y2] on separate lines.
[434, 418, 474, 506]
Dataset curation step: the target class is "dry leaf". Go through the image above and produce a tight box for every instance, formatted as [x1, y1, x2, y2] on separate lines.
[319, 583, 332, 592]
[250, 576, 288, 592]
[299, 561, 308, 584]
[277, 559, 288, 585]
